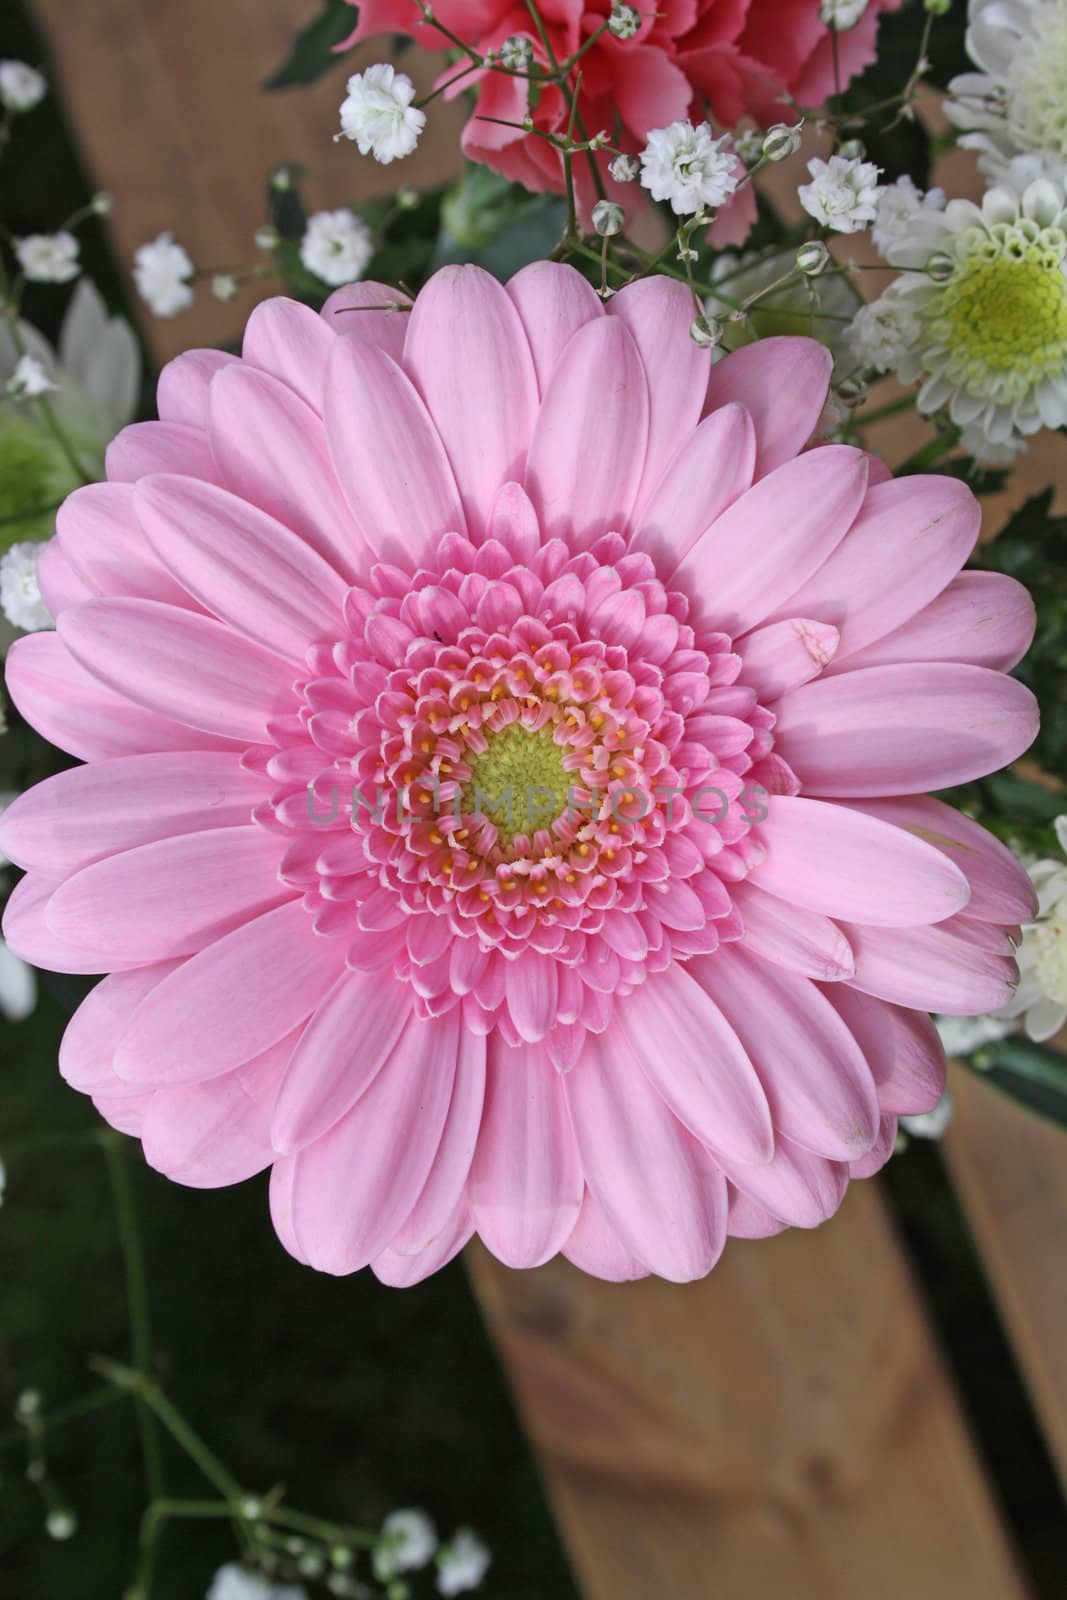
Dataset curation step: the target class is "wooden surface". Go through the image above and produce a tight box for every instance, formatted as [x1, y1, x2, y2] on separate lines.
[31, 0, 464, 361]
[25, 5, 1064, 1595]
[943, 1066, 1067, 1498]
[469, 1184, 1030, 1600]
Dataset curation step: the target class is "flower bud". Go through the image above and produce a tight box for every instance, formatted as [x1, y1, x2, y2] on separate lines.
[608, 3, 641, 39]
[796, 239, 831, 275]
[925, 250, 955, 282]
[396, 186, 420, 209]
[254, 224, 279, 252]
[499, 34, 533, 70]
[924, 0, 951, 14]
[762, 123, 802, 162]
[46, 1509, 77, 1542]
[592, 199, 625, 236]
[735, 128, 764, 166]
[836, 137, 866, 161]
[690, 314, 724, 349]
[91, 191, 113, 216]
[835, 374, 868, 405]
[211, 273, 238, 302]
[608, 153, 640, 183]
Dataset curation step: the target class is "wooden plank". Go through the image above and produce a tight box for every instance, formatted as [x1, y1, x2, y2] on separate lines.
[468, 1183, 1031, 1600]
[29, 0, 464, 363]
[942, 1065, 1067, 1497]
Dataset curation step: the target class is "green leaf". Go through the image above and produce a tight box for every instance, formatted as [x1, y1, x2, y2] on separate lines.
[263, 0, 354, 90]
[967, 1038, 1067, 1130]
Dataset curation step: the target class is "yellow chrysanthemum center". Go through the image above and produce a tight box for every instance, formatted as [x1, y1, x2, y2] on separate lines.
[463, 723, 572, 848]
[1007, 0, 1067, 159]
[1034, 910, 1067, 1006]
[924, 228, 1067, 399]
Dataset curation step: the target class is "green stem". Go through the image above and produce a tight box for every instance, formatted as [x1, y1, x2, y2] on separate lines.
[0, 1386, 125, 1452]
[102, 1141, 165, 1503]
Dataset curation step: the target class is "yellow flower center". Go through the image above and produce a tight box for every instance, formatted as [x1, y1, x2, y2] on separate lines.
[463, 723, 573, 848]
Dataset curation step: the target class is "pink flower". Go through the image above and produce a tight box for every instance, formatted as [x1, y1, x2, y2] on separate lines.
[1, 265, 1037, 1285]
[339, 0, 901, 222]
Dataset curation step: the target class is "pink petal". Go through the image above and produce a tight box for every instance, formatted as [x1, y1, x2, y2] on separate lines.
[320, 280, 412, 363]
[720, 1134, 847, 1229]
[114, 899, 345, 1083]
[35, 539, 93, 614]
[2, 872, 142, 974]
[833, 571, 1036, 675]
[505, 948, 559, 1042]
[106, 421, 220, 483]
[56, 483, 197, 608]
[732, 881, 855, 980]
[59, 961, 182, 1092]
[694, 947, 881, 1161]
[469, 1036, 583, 1268]
[822, 984, 945, 1115]
[629, 402, 755, 567]
[567, 1027, 727, 1281]
[771, 475, 980, 660]
[210, 364, 363, 580]
[372, 1206, 474, 1287]
[136, 475, 348, 660]
[290, 1010, 459, 1274]
[773, 664, 1039, 796]
[608, 275, 708, 507]
[325, 338, 465, 566]
[270, 969, 413, 1152]
[389, 1027, 487, 1254]
[58, 599, 296, 743]
[703, 336, 832, 477]
[525, 317, 649, 550]
[561, 1189, 650, 1282]
[751, 795, 971, 927]
[3, 632, 242, 761]
[618, 963, 774, 1164]
[157, 348, 237, 424]
[675, 445, 869, 634]
[842, 918, 1018, 1014]
[241, 296, 337, 409]
[734, 617, 839, 700]
[46, 827, 290, 962]
[506, 260, 603, 395]
[403, 264, 539, 538]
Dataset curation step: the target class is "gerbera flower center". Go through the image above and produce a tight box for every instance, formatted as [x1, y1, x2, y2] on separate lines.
[926, 232, 1067, 397]
[463, 723, 574, 850]
[1007, 0, 1067, 158]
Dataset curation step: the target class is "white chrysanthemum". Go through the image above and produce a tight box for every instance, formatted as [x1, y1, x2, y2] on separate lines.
[872, 176, 946, 256]
[338, 63, 425, 164]
[0, 60, 46, 112]
[6, 355, 57, 399]
[706, 245, 860, 362]
[935, 1012, 1017, 1057]
[901, 1090, 956, 1140]
[205, 1563, 306, 1600]
[947, 0, 1067, 179]
[995, 817, 1067, 1041]
[299, 209, 373, 287]
[875, 173, 1067, 452]
[15, 231, 80, 284]
[0, 540, 52, 632]
[798, 154, 882, 233]
[640, 122, 739, 216]
[819, 0, 869, 27]
[375, 1508, 438, 1579]
[0, 937, 36, 1023]
[437, 1529, 492, 1596]
[133, 232, 195, 318]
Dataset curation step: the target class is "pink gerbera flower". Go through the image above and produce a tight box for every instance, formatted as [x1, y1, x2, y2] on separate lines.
[1, 265, 1038, 1284]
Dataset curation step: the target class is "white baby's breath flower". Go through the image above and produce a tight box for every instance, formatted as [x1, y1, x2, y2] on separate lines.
[901, 1091, 956, 1140]
[133, 232, 195, 318]
[947, 0, 1067, 180]
[205, 1563, 307, 1600]
[819, 0, 869, 27]
[15, 231, 80, 284]
[935, 1012, 1016, 1057]
[798, 154, 882, 232]
[994, 817, 1067, 1041]
[848, 288, 922, 375]
[300, 209, 374, 287]
[211, 273, 238, 302]
[437, 1528, 491, 1596]
[0, 938, 36, 1023]
[6, 355, 57, 399]
[872, 175, 946, 256]
[338, 63, 426, 164]
[375, 1508, 438, 1579]
[0, 60, 46, 112]
[640, 121, 739, 216]
[0, 540, 52, 632]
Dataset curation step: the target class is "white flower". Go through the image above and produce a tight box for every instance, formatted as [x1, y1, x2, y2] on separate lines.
[0, 938, 36, 1023]
[640, 121, 739, 216]
[0, 60, 46, 112]
[901, 1090, 956, 1141]
[995, 818, 1067, 1041]
[798, 154, 882, 233]
[958, 422, 1027, 466]
[935, 1012, 1016, 1057]
[375, 1508, 438, 1579]
[15, 231, 80, 284]
[819, 0, 869, 27]
[437, 1529, 491, 1596]
[6, 355, 57, 399]
[873, 172, 1067, 452]
[0, 540, 52, 632]
[212, 273, 238, 302]
[338, 64, 425, 164]
[132, 231, 195, 318]
[848, 288, 923, 375]
[299, 209, 373, 288]
[947, 0, 1067, 180]
[871, 175, 945, 256]
[205, 1563, 306, 1600]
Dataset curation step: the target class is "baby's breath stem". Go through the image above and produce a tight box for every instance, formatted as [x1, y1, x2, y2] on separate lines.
[101, 1139, 165, 1503]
